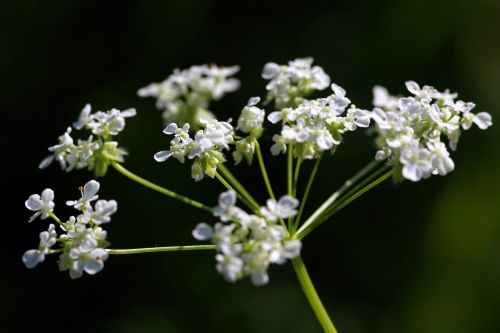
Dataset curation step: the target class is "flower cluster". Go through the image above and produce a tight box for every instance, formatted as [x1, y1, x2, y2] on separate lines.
[138, 64, 240, 127]
[262, 57, 330, 109]
[232, 97, 266, 165]
[39, 104, 136, 177]
[193, 191, 301, 286]
[268, 84, 371, 159]
[23, 180, 116, 279]
[371, 82, 493, 182]
[154, 118, 234, 181]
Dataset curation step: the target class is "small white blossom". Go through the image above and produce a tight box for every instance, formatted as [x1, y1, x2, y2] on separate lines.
[66, 180, 100, 211]
[22, 224, 57, 268]
[25, 188, 55, 222]
[260, 195, 299, 221]
[78, 199, 118, 225]
[262, 57, 330, 108]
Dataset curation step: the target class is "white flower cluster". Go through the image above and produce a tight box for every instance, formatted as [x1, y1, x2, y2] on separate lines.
[23, 180, 116, 279]
[268, 84, 371, 159]
[262, 57, 330, 109]
[154, 119, 234, 181]
[39, 104, 136, 177]
[193, 191, 302, 286]
[371, 82, 493, 182]
[138, 64, 240, 126]
[233, 97, 266, 165]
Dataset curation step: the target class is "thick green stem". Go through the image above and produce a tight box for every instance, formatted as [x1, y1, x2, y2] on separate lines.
[255, 140, 276, 200]
[218, 164, 260, 210]
[293, 155, 322, 231]
[292, 255, 338, 333]
[295, 160, 381, 239]
[111, 162, 211, 212]
[106, 245, 216, 255]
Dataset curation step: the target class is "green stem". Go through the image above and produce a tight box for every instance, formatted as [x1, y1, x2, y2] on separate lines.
[293, 157, 303, 197]
[106, 245, 216, 255]
[287, 144, 293, 196]
[318, 164, 391, 222]
[296, 166, 392, 240]
[218, 164, 260, 210]
[313, 170, 394, 230]
[295, 160, 381, 239]
[293, 155, 323, 231]
[48, 212, 63, 226]
[111, 162, 211, 213]
[292, 255, 338, 333]
[255, 140, 276, 200]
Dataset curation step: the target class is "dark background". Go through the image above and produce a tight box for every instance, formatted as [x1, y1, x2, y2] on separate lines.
[2, 0, 500, 332]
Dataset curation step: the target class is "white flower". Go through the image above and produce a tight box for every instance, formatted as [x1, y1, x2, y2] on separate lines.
[260, 195, 299, 221]
[212, 190, 248, 222]
[262, 57, 330, 107]
[216, 253, 243, 283]
[427, 141, 455, 176]
[78, 199, 118, 224]
[66, 180, 100, 211]
[400, 144, 432, 182]
[25, 188, 55, 222]
[237, 97, 265, 136]
[343, 108, 371, 131]
[60, 247, 109, 279]
[73, 104, 92, 130]
[22, 224, 57, 268]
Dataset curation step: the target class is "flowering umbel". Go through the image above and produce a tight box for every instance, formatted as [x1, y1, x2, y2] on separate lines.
[193, 191, 301, 286]
[370, 82, 492, 182]
[25, 57, 493, 332]
[23, 180, 115, 279]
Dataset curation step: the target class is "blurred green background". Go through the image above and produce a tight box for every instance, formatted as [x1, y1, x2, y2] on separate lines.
[2, 0, 500, 332]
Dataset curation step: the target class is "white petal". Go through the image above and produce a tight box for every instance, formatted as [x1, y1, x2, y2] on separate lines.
[83, 180, 100, 199]
[267, 111, 283, 124]
[250, 271, 269, 286]
[38, 155, 54, 169]
[163, 123, 179, 135]
[22, 250, 44, 268]
[154, 150, 172, 162]
[247, 96, 261, 107]
[402, 164, 422, 182]
[40, 188, 54, 205]
[192, 223, 213, 240]
[331, 83, 346, 97]
[25, 194, 42, 211]
[262, 62, 280, 79]
[219, 190, 236, 208]
[405, 81, 420, 95]
[473, 112, 492, 130]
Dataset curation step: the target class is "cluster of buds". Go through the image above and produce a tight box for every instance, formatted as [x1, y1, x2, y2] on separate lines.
[138, 64, 240, 127]
[23, 180, 116, 279]
[193, 191, 301, 286]
[39, 104, 136, 177]
[370, 82, 493, 181]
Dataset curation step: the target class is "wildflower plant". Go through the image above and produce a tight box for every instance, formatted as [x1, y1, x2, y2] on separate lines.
[24, 58, 492, 332]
